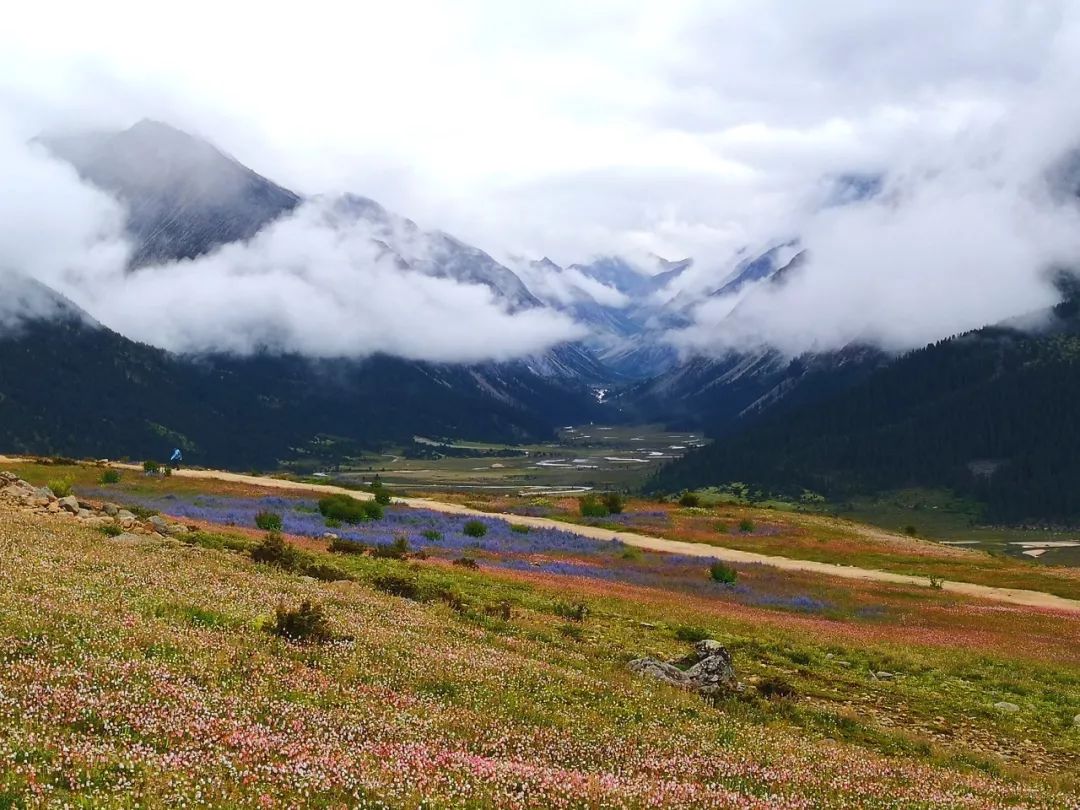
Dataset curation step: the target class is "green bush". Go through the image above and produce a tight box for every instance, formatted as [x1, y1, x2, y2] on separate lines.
[462, 520, 488, 538]
[254, 510, 283, 531]
[675, 625, 710, 642]
[554, 602, 589, 622]
[679, 492, 701, 508]
[421, 528, 442, 541]
[709, 561, 738, 585]
[325, 517, 343, 529]
[373, 536, 410, 559]
[328, 537, 367, 555]
[603, 492, 625, 515]
[903, 524, 919, 537]
[738, 518, 755, 533]
[251, 532, 301, 570]
[578, 494, 609, 518]
[47, 479, 72, 498]
[99, 469, 121, 485]
[756, 676, 796, 700]
[509, 524, 530, 534]
[453, 556, 479, 569]
[373, 488, 392, 506]
[142, 460, 160, 474]
[372, 572, 423, 601]
[303, 562, 352, 582]
[100, 524, 123, 538]
[273, 600, 332, 643]
[318, 494, 382, 524]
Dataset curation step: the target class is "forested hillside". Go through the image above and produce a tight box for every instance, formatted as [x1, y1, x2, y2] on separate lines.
[652, 294, 1080, 524]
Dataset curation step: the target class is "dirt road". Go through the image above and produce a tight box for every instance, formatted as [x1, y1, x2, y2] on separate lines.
[6, 458, 1078, 613]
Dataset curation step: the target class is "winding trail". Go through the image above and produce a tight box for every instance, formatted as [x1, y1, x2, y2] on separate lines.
[5, 457, 1078, 613]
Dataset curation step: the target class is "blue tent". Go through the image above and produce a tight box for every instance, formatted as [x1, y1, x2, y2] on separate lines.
[169, 448, 183, 463]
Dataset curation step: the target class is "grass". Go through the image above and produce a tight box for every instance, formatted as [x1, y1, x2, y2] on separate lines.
[0, 466, 1077, 806]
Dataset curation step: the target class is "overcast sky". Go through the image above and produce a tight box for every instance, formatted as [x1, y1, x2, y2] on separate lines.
[3, 1, 1080, 359]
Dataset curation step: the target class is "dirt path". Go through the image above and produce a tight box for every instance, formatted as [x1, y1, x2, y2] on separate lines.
[5, 458, 1078, 613]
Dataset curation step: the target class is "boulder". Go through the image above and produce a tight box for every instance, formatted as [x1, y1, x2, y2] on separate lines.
[148, 515, 170, 533]
[58, 496, 80, 514]
[102, 503, 120, 517]
[110, 532, 147, 545]
[628, 658, 692, 689]
[994, 701, 1020, 714]
[35, 487, 57, 502]
[875, 671, 895, 681]
[685, 648, 737, 691]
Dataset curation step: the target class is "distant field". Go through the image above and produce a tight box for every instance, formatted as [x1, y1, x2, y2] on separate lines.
[311, 424, 706, 493]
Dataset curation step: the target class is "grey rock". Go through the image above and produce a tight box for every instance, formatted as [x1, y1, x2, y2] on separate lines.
[102, 503, 120, 517]
[149, 515, 169, 532]
[685, 648, 737, 691]
[628, 658, 692, 689]
[875, 671, 895, 680]
[323, 532, 340, 540]
[58, 496, 80, 514]
[116, 509, 136, 521]
[110, 532, 146, 545]
[994, 701, 1020, 714]
[1073, 713, 1080, 727]
[35, 486, 57, 502]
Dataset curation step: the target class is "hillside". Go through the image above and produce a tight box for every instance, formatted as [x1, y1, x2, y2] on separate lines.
[652, 293, 1080, 524]
[0, 463, 1077, 806]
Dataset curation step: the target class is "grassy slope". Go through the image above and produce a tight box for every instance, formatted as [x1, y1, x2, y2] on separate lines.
[0, 477, 1078, 806]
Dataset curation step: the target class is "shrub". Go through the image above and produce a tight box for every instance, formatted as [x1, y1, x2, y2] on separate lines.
[756, 676, 796, 700]
[373, 488, 392, 506]
[602, 492, 625, 515]
[555, 602, 589, 622]
[709, 561, 738, 585]
[163, 467, 172, 477]
[484, 600, 512, 621]
[47, 479, 72, 498]
[329, 537, 367, 555]
[142, 460, 160, 474]
[318, 494, 382, 524]
[251, 532, 301, 570]
[372, 572, 423, 601]
[738, 518, 755, 533]
[675, 625, 710, 642]
[509, 524, 530, 534]
[679, 492, 701, 508]
[254, 510, 283, 531]
[453, 556, 479, 569]
[273, 600, 332, 643]
[903, 524, 918, 537]
[99, 469, 121, 485]
[129, 505, 159, 520]
[462, 520, 488, 538]
[620, 546, 643, 561]
[100, 524, 123, 538]
[422, 528, 442, 541]
[559, 623, 584, 640]
[373, 535, 410, 559]
[578, 494, 609, 518]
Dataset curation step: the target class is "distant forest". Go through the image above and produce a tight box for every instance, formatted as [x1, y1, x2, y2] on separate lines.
[653, 296, 1080, 525]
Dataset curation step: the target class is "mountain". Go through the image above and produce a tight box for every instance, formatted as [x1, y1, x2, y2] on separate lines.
[38, 119, 301, 268]
[0, 271, 600, 467]
[651, 286, 1080, 524]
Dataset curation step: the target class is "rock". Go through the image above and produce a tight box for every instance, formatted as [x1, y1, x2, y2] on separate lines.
[35, 486, 57, 502]
[685, 648, 737, 692]
[994, 701, 1020, 714]
[110, 532, 146, 545]
[82, 516, 112, 528]
[149, 515, 170, 533]
[77, 509, 93, 519]
[837, 661, 852, 667]
[875, 671, 895, 680]
[102, 503, 120, 517]
[673, 638, 728, 667]
[1073, 714, 1080, 727]
[58, 496, 80, 514]
[116, 509, 136, 521]
[628, 658, 692, 689]
[323, 532, 340, 540]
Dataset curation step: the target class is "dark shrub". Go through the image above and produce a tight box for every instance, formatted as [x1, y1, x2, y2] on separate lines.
[318, 493, 383, 524]
[100, 524, 123, 538]
[738, 518, 755, 533]
[373, 572, 423, 601]
[453, 556, 479, 569]
[484, 600, 512, 621]
[373, 488, 392, 506]
[603, 492, 625, 515]
[254, 510, 283, 531]
[329, 537, 367, 555]
[756, 676, 796, 700]
[142, 460, 160, 474]
[273, 600, 332, 643]
[559, 623, 584, 640]
[555, 602, 589, 622]
[509, 524, 530, 534]
[325, 517, 343, 529]
[679, 492, 701, 508]
[422, 528, 442, 541]
[462, 520, 488, 538]
[709, 561, 738, 585]
[903, 524, 918, 537]
[251, 532, 301, 570]
[373, 535, 410, 559]
[578, 494, 609, 518]
[99, 469, 121, 485]
[675, 625, 710, 642]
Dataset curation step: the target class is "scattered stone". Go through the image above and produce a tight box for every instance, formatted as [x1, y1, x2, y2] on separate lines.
[630, 640, 739, 698]
[994, 701, 1020, 714]
[110, 532, 147, 545]
[628, 658, 691, 689]
[323, 532, 340, 540]
[58, 496, 80, 514]
[837, 661, 852, 667]
[116, 509, 136, 521]
[1073, 714, 1080, 727]
[34, 486, 57, 502]
[875, 671, 895, 681]
[102, 503, 120, 517]
[685, 648, 737, 692]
